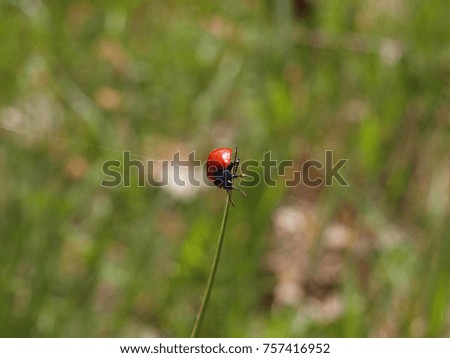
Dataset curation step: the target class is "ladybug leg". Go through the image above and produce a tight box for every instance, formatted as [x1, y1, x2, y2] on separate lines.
[231, 185, 247, 197]
[232, 173, 247, 179]
[226, 190, 236, 207]
[232, 158, 240, 175]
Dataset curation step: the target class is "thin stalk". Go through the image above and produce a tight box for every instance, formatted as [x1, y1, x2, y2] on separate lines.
[190, 196, 231, 337]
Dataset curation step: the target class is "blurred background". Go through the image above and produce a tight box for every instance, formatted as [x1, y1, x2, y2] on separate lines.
[0, 0, 449, 337]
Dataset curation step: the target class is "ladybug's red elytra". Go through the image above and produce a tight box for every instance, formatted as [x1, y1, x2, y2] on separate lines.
[206, 147, 246, 206]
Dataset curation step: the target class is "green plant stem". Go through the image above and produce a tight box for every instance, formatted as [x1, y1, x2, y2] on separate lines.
[190, 196, 231, 338]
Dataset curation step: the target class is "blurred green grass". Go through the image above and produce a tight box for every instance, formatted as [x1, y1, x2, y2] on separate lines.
[0, 0, 449, 337]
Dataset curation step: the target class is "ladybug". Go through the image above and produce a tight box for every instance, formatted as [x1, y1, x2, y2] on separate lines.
[206, 146, 246, 206]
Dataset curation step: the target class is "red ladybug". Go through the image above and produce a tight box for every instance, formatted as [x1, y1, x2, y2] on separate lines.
[206, 147, 246, 206]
